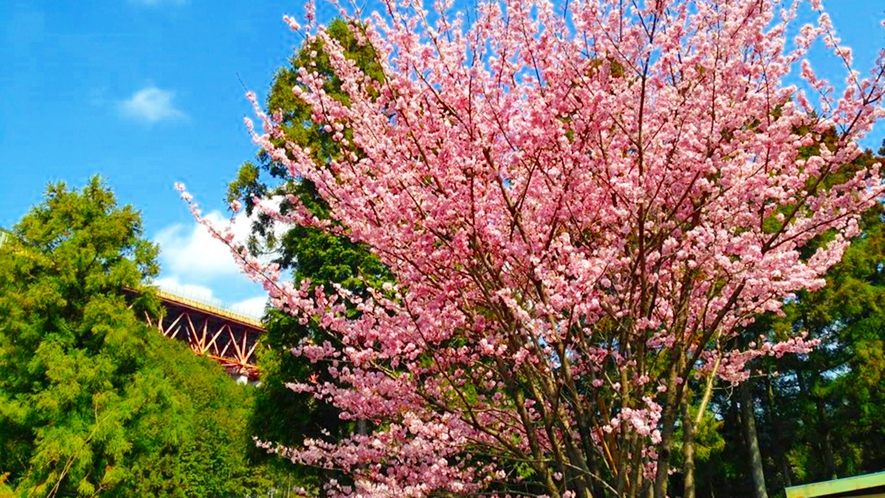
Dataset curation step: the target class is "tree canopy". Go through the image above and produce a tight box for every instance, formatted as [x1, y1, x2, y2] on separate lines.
[0, 177, 271, 497]
[228, 18, 390, 494]
[699, 171, 885, 498]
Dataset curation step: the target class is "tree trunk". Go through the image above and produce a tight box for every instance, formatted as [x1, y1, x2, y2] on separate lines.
[739, 382, 768, 498]
[653, 368, 681, 498]
[764, 371, 791, 488]
[798, 369, 837, 481]
[682, 396, 696, 498]
[815, 396, 838, 480]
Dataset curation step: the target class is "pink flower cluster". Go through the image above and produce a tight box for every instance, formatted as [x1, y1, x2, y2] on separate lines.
[184, 0, 885, 494]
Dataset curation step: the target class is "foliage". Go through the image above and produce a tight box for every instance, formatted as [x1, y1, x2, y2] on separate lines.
[774, 196, 885, 481]
[0, 177, 271, 496]
[703, 192, 885, 498]
[192, 0, 885, 496]
[228, 18, 389, 492]
[228, 18, 384, 277]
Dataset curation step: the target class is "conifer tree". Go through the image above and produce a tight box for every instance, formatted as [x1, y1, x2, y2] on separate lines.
[0, 177, 270, 496]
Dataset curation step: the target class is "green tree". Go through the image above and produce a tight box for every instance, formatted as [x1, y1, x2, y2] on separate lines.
[694, 151, 885, 498]
[0, 177, 270, 497]
[665, 138, 885, 497]
[229, 19, 388, 491]
[772, 202, 885, 482]
[121, 337, 272, 497]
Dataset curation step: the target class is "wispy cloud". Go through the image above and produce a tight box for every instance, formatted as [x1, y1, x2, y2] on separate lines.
[118, 86, 186, 123]
[231, 296, 268, 319]
[153, 276, 267, 319]
[153, 276, 217, 302]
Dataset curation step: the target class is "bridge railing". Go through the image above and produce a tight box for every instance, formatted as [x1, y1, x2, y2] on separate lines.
[152, 286, 266, 327]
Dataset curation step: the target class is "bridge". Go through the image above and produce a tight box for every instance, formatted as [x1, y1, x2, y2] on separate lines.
[145, 289, 265, 381]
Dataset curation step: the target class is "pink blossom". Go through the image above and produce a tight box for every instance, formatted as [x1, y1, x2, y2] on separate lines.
[187, 0, 885, 494]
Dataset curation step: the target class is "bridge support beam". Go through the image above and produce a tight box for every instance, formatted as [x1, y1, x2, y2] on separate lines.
[146, 290, 265, 380]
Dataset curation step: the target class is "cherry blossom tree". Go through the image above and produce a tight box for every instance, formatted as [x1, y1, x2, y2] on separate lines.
[183, 0, 885, 495]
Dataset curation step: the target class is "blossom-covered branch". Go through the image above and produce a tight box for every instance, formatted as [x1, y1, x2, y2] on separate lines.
[186, 0, 885, 496]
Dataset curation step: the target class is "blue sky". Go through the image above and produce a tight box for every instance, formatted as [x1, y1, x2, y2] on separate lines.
[1, 0, 883, 317]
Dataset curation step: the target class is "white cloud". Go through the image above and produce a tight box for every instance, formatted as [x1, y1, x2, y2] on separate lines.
[118, 86, 186, 123]
[152, 201, 295, 321]
[153, 276, 217, 302]
[231, 296, 268, 319]
[153, 211, 271, 320]
[153, 276, 267, 320]
[154, 210, 254, 285]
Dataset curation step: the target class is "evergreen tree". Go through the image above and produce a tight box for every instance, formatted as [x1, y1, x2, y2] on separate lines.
[228, 19, 388, 491]
[696, 149, 885, 497]
[0, 177, 271, 497]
